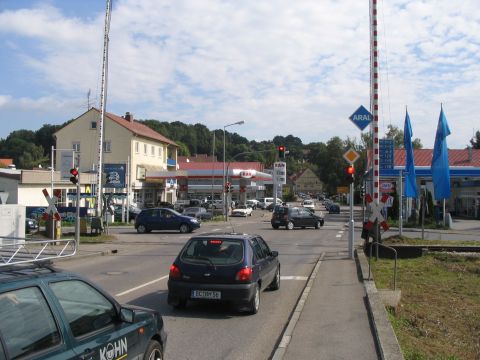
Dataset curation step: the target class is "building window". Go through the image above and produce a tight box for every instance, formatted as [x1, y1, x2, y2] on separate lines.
[90, 121, 97, 129]
[103, 141, 111, 153]
[151, 145, 155, 156]
[158, 146, 163, 158]
[135, 142, 139, 154]
[144, 144, 147, 155]
[72, 142, 80, 153]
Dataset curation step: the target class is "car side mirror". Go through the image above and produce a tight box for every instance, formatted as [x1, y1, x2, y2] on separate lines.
[271, 251, 279, 258]
[120, 308, 135, 323]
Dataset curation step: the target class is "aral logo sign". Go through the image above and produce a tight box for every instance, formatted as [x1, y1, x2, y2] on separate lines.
[100, 338, 127, 360]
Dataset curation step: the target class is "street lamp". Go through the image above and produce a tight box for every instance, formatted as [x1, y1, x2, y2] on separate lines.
[223, 120, 245, 220]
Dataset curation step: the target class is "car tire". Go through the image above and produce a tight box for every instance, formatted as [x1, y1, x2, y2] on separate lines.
[272, 225, 279, 229]
[179, 223, 190, 233]
[286, 221, 294, 230]
[269, 266, 280, 290]
[320, 220, 324, 227]
[315, 221, 321, 229]
[137, 224, 147, 234]
[247, 283, 260, 314]
[144, 340, 163, 360]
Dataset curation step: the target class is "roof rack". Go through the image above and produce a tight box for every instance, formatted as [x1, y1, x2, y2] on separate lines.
[0, 238, 77, 267]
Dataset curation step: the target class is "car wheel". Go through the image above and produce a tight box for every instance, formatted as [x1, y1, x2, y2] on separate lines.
[247, 283, 260, 314]
[144, 340, 163, 360]
[272, 225, 279, 229]
[321, 220, 324, 227]
[315, 221, 321, 229]
[137, 224, 147, 234]
[286, 221, 294, 230]
[179, 223, 190, 233]
[269, 266, 280, 290]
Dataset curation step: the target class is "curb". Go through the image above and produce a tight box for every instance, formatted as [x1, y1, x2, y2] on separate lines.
[356, 249, 405, 360]
[270, 252, 325, 360]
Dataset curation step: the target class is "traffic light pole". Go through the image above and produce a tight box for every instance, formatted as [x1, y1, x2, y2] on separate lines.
[75, 182, 80, 244]
[348, 181, 354, 259]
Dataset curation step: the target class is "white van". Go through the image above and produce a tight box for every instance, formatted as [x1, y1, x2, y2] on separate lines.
[258, 197, 282, 210]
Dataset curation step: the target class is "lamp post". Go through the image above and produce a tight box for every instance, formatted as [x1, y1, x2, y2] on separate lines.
[223, 121, 245, 220]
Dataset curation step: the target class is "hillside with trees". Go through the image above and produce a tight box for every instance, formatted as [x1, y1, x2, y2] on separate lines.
[0, 117, 425, 195]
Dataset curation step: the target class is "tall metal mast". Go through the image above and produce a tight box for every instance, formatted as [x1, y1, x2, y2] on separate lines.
[96, 0, 112, 216]
[370, 0, 380, 205]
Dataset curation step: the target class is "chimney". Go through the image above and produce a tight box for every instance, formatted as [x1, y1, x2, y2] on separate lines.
[125, 112, 134, 122]
[468, 146, 473, 162]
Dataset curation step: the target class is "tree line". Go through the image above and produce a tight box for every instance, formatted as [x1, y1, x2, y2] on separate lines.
[9, 117, 480, 195]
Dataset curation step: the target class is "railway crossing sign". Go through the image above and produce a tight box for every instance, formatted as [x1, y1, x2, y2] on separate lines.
[364, 193, 390, 231]
[42, 188, 61, 221]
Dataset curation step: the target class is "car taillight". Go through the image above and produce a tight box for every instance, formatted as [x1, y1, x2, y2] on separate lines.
[169, 264, 181, 280]
[235, 267, 252, 282]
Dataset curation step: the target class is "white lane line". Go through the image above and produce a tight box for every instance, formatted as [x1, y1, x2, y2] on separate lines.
[281, 276, 308, 281]
[336, 234, 342, 238]
[116, 275, 169, 297]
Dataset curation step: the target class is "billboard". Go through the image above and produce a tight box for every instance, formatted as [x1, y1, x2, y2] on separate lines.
[103, 163, 126, 188]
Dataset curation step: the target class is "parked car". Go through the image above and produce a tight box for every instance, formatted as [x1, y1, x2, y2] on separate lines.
[271, 206, 324, 230]
[135, 207, 200, 233]
[231, 204, 253, 217]
[204, 199, 224, 209]
[183, 206, 213, 220]
[25, 218, 39, 233]
[0, 251, 167, 360]
[302, 199, 315, 212]
[328, 203, 341, 214]
[167, 233, 280, 314]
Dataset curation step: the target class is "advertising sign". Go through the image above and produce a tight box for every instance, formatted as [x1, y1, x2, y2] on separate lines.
[60, 151, 74, 180]
[273, 162, 287, 185]
[104, 163, 126, 188]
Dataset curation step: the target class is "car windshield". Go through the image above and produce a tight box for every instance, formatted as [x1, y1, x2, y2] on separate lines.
[303, 200, 313, 205]
[181, 239, 244, 265]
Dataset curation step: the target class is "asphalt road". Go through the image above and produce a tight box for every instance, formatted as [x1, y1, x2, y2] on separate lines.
[56, 206, 355, 360]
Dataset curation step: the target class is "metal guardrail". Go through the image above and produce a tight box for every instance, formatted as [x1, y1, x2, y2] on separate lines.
[368, 242, 398, 291]
[0, 238, 77, 267]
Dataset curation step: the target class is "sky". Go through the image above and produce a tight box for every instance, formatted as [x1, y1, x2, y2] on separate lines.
[1, 0, 479, 149]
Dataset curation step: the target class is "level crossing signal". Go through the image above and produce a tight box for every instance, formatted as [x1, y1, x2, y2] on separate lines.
[346, 165, 355, 184]
[69, 168, 79, 184]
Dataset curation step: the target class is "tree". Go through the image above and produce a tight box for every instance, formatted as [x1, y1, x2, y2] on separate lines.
[385, 125, 423, 149]
[470, 131, 480, 149]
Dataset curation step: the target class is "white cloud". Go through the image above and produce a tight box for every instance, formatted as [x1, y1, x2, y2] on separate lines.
[0, 0, 479, 148]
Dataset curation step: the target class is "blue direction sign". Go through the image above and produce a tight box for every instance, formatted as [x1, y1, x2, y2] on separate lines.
[349, 105, 373, 131]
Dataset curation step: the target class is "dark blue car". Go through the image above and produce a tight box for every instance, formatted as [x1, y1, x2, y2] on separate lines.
[168, 233, 280, 314]
[135, 207, 200, 234]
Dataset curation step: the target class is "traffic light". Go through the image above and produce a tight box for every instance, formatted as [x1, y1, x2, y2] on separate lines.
[225, 182, 232, 193]
[278, 145, 286, 159]
[346, 165, 355, 184]
[361, 185, 365, 197]
[69, 168, 79, 185]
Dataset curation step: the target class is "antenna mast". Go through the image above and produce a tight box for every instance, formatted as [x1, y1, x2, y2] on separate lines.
[96, 0, 112, 217]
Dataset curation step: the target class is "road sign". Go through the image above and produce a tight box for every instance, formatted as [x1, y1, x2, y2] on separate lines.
[349, 105, 373, 131]
[42, 189, 61, 221]
[343, 149, 360, 164]
[364, 194, 389, 231]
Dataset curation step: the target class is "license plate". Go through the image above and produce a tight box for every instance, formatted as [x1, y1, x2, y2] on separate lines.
[191, 290, 221, 299]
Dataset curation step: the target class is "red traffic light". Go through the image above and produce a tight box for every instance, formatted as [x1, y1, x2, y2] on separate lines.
[347, 166, 355, 175]
[70, 168, 79, 176]
[278, 146, 285, 151]
[69, 168, 79, 184]
[278, 145, 286, 158]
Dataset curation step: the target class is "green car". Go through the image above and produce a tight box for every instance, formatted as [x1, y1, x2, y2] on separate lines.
[0, 245, 167, 360]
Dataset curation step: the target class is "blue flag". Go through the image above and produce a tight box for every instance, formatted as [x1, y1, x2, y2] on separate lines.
[403, 110, 417, 198]
[431, 107, 451, 200]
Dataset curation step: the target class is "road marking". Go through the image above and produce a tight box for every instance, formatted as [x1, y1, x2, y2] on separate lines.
[116, 275, 169, 297]
[336, 234, 342, 238]
[281, 276, 308, 281]
[116, 274, 309, 297]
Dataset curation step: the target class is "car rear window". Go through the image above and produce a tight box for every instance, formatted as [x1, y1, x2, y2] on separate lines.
[181, 238, 244, 265]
